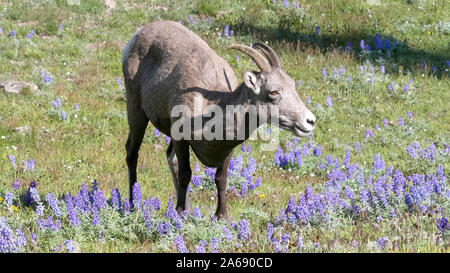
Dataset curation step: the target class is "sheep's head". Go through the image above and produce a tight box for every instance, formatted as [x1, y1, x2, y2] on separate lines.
[231, 43, 316, 137]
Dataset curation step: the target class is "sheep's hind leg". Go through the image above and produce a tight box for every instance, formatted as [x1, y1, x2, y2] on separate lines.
[125, 110, 149, 204]
[172, 141, 192, 214]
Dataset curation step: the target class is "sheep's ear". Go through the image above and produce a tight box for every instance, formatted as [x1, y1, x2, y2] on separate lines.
[243, 71, 260, 95]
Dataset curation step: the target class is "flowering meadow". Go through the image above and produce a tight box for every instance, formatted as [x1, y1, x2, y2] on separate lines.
[0, 0, 449, 253]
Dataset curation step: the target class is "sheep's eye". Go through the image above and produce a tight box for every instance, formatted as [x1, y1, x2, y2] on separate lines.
[269, 90, 279, 96]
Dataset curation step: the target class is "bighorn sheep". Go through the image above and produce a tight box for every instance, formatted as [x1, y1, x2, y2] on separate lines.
[122, 21, 316, 218]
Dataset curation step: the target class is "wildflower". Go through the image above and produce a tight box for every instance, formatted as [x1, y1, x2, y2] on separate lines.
[224, 24, 229, 38]
[284, 0, 289, 8]
[321, 67, 326, 77]
[26, 30, 35, 39]
[223, 226, 234, 241]
[348, 75, 352, 83]
[355, 141, 361, 153]
[360, 40, 365, 50]
[61, 111, 66, 121]
[132, 182, 142, 210]
[12, 179, 20, 190]
[192, 207, 203, 219]
[374, 34, 382, 50]
[343, 149, 350, 166]
[377, 236, 388, 250]
[385, 39, 390, 49]
[174, 235, 189, 253]
[45, 193, 62, 217]
[195, 240, 206, 253]
[398, 117, 404, 127]
[11, 30, 16, 38]
[8, 155, 16, 169]
[315, 26, 320, 35]
[296, 80, 301, 86]
[436, 217, 448, 234]
[64, 240, 75, 253]
[380, 65, 385, 74]
[58, 24, 63, 30]
[237, 219, 250, 240]
[326, 96, 333, 107]
[110, 188, 121, 211]
[404, 83, 408, 92]
[306, 96, 311, 104]
[188, 15, 194, 24]
[339, 65, 346, 75]
[236, 54, 239, 62]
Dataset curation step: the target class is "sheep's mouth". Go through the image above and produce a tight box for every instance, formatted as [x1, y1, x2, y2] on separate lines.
[291, 126, 312, 137]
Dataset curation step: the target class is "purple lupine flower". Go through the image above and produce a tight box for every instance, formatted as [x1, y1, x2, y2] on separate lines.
[11, 30, 16, 37]
[398, 117, 404, 127]
[123, 198, 131, 215]
[153, 128, 160, 137]
[45, 193, 62, 217]
[195, 240, 206, 253]
[217, 32, 221, 37]
[132, 182, 142, 210]
[110, 188, 121, 211]
[188, 15, 194, 24]
[339, 65, 346, 75]
[65, 193, 80, 227]
[313, 145, 322, 157]
[377, 236, 388, 250]
[237, 219, 250, 240]
[404, 83, 408, 92]
[8, 155, 16, 169]
[26, 30, 35, 39]
[61, 111, 66, 121]
[192, 207, 203, 219]
[284, 0, 290, 8]
[355, 141, 360, 153]
[343, 149, 350, 166]
[236, 54, 240, 62]
[223, 226, 234, 241]
[266, 223, 274, 241]
[306, 96, 311, 104]
[64, 240, 75, 253]
[12, 179, 20, 190]
[43, 74, 52, 83]
[321, 67, 327, 77]
[117, 77, 124, 90]
[374, 34, 382, 50]
[224, 24, 229, 38]
[230, 30, 234, 36]
[385, 39, 390, 49]
[348, 75, 352, 83]
[296, 80, 301, 86]
[380, 65, 385, 74]
[174, 235, 189, 253]
[436, 217, 448, 234]
[326, 96, 333, 107]
[382, 118, 388, 127]
[360, 40, 365, 50]
[315, 26, 320, 35]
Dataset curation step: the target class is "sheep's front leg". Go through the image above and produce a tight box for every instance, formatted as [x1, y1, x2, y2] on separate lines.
[173, 141, 192, 214]
[215, 150, 233, 219]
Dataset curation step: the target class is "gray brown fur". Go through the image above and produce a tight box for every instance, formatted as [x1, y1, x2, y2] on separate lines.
[122, 21, 316, 218]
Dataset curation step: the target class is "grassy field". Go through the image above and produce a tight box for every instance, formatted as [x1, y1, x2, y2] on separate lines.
[0, 0, 449, 253]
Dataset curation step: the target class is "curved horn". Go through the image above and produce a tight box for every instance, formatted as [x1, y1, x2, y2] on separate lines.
[229, 44, 271, 72]
[253, 42, 282, 69]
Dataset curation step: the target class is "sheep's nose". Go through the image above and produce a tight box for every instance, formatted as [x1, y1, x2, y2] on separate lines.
[307, 118, 315, 126]
[305, 111, 316, 129]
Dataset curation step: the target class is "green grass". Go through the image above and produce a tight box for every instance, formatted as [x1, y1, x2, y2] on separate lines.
[0, 0, 448, 253]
